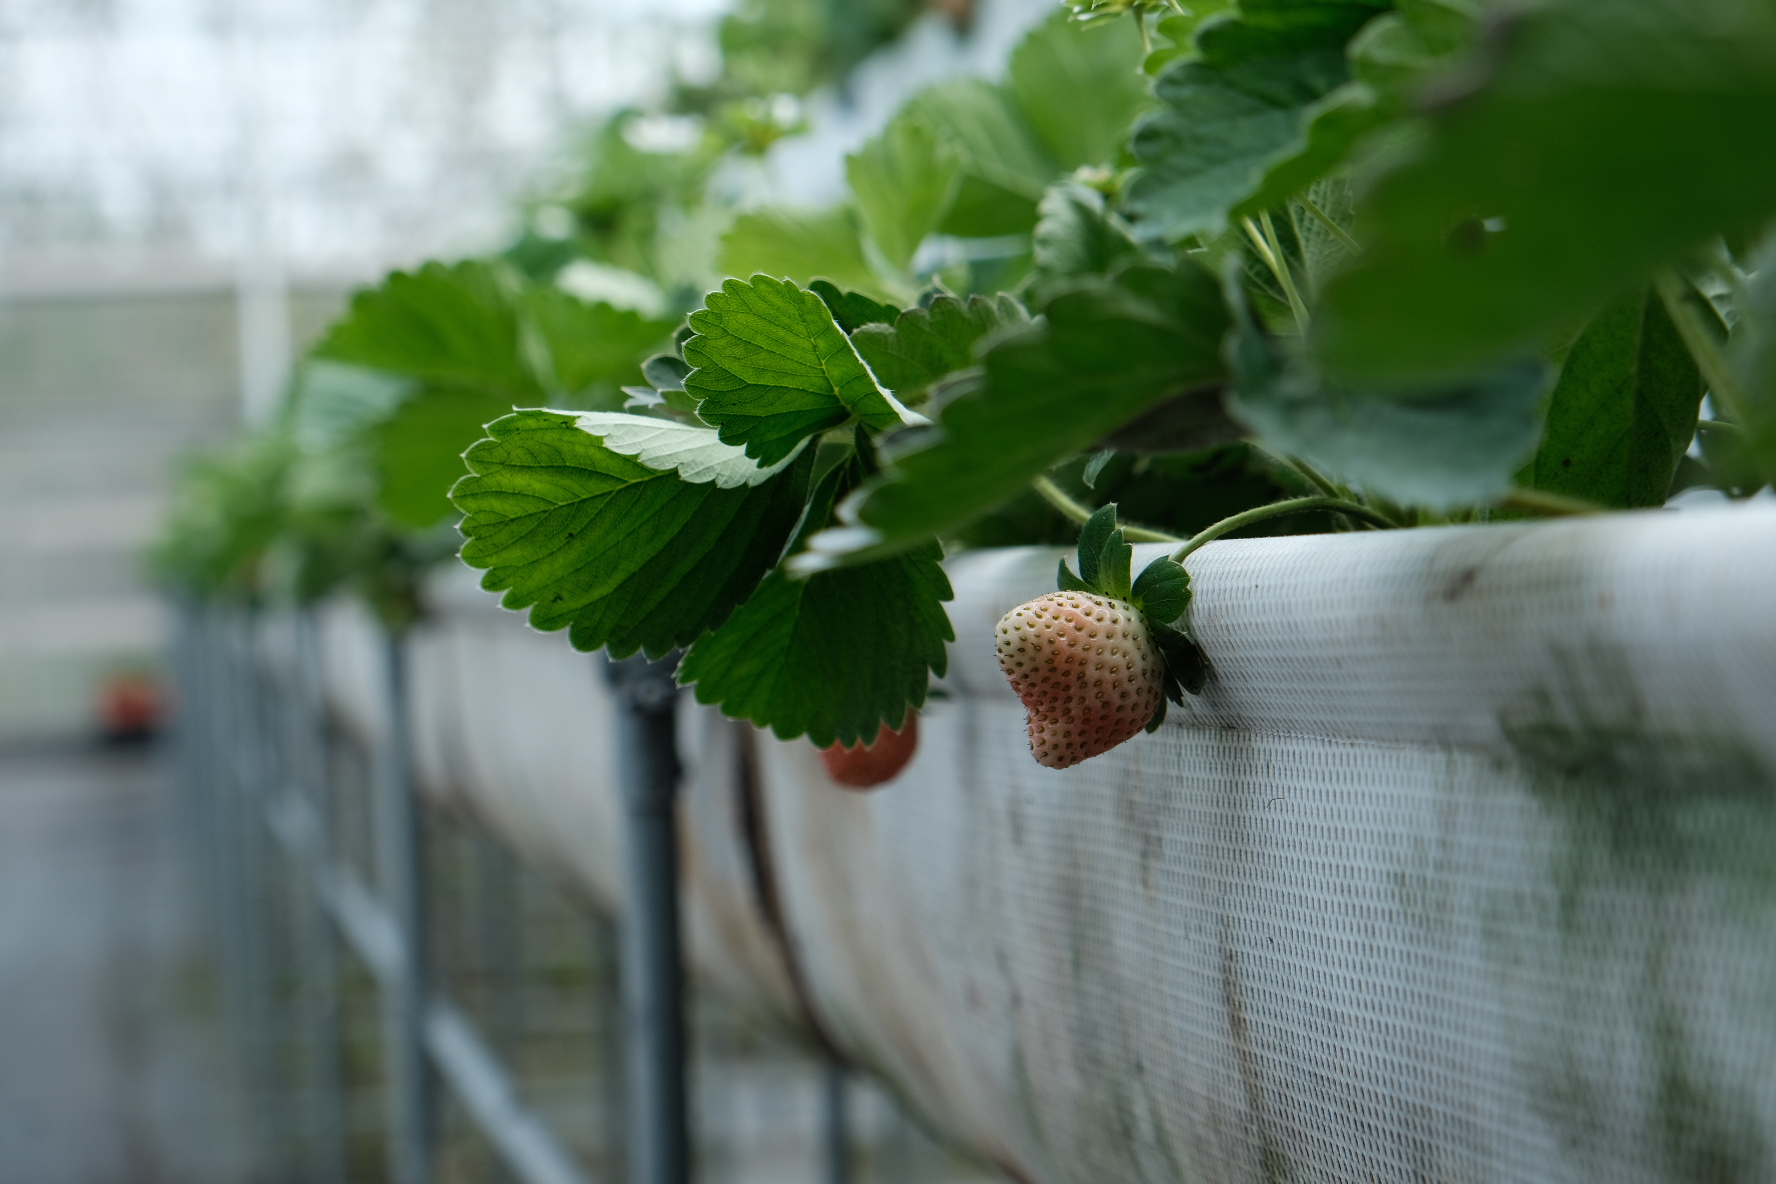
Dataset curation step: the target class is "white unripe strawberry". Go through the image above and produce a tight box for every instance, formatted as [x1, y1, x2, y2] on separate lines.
[995, 590, 1162, 770]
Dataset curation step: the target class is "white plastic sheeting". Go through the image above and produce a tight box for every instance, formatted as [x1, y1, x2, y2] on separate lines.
[322, 504, 1776, 1183]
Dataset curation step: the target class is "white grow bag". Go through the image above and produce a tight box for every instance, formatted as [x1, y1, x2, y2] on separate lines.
[323, 504, 1776, 1184]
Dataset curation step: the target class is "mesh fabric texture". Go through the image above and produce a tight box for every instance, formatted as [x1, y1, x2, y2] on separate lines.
[332, 506, 1776, 1184]
[757, 507, 1776, 1183]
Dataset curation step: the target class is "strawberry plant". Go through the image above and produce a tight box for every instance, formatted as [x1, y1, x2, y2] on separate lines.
[163, 0, 1776, 770]
[154, 0, 952, 624]
[154, 260, 676, 630]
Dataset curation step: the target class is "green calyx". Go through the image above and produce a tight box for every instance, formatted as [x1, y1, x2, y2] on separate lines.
[1055, 503, 1210, 732]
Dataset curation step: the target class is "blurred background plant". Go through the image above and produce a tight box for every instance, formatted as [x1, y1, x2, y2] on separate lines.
[151, 0, 1776, 752]
[147, 0, 1138, 649]
[2, 0, 1023, 744]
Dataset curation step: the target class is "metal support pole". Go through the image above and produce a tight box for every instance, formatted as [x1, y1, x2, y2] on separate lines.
[606, 654, 689, 1184]
[473, 829, 524, 1184]
[245, 626, 301, 1184]
[169, 600, 206, 905]
[475, 830, 524, 1057]
[375, 629, 434, 1184]
[823, 1063, 851, 1184]
[172, 601, 218, 926]
[195, 609, 231, 937]
[292, 612, 349, 1184]
[217, 615, 289, 1182]
[594, 913, 627, 1180]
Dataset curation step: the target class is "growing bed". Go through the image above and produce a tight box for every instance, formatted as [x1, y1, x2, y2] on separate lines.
[315, 503, 1776, 1184]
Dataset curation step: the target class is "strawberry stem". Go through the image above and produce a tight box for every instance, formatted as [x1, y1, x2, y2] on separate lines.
[1170, 496, 1397, 563]
[1031, 475, 1182, 544]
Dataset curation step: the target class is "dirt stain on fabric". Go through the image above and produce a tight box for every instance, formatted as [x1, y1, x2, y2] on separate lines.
[1499, 643, 1775, 1182]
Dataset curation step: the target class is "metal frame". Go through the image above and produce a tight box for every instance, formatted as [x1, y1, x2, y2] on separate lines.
[606, 654, 690, 1184]
[175, 606, 863, 1184]
[179, 607, 598, 1184]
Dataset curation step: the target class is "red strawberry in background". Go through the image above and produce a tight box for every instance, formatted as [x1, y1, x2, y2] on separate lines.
[996, 504, 1207, 769]
[820, 713, 919, 789]
[98, 669, 165, 744]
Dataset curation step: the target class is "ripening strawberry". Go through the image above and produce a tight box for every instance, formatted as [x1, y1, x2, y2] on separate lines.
[820, 713, 919, 789]
[995, 591, 1161, 769]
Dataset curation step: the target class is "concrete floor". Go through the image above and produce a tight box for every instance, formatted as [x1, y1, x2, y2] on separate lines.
[0, 740, 250, 1184]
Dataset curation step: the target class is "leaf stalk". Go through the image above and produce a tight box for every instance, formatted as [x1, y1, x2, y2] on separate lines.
[1031, 475, 1181, 543]
[1243, 214, 1310, 332]
[1169, 495, 1395, 564]
[1251, 441, 1343, 500]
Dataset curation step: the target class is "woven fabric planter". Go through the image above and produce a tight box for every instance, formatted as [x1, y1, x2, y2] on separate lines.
[325, 503, 1776, 1184]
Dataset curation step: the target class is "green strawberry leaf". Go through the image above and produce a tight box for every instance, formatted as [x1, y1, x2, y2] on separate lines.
[290, 361, 414, 453]
[521, 288, 675, 400]
[621, 386, 703, 422]
[1132, 555, 1191, 625]
[1726, 236, 1776, 489]
[1007, 8, 1151, 171]
[809, 281, 902, 334]
[684, 276, 906, 465]
[848, 293, 1029, 407]
[1237, 1, 1480, 217]
[846, 116, 963, 272]
[1528, 286, 1711, 509]
[1693, 428, 1766, 498]
[903, 78, 1058, 237]
[452, 409, 813, 659]
[152, 432, 295, 596]
[623, 355, 701, 421]
[796, 259, 1231, 568]
[1030, 183, 1145, 297]
[642, 355, 692, 391]
[314, 260, 540, 399]
[376, 386, 514, 530]
[903, 78, 1057, 201]
[1227, 280, 1548, 507]
[1727, 236, 1776, 490]
[1235, 82, 1388, 218]
[1347, 0, 1477, 94]
[939, 174, 1045, 240]
[679, 460, 953, 748]
[1123, 1, 1384, 240]
[1314, 0, 1776, 382]
[716, 207, 888, 301]
[1144, 6, 1236, 75]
